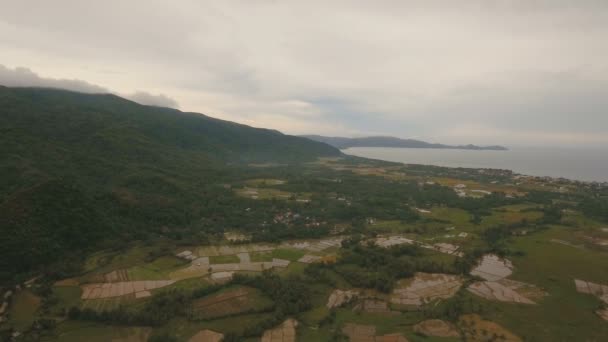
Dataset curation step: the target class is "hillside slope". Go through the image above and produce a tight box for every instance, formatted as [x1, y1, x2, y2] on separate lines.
[0, 86, 339, 281]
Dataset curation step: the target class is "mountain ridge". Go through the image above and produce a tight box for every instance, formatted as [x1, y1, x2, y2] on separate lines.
[0, 86, 340, 280]
[301, 135, 508, 151]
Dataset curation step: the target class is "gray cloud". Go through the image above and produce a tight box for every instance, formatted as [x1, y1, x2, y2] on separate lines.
[0, 64, 179, 108]
[126, 91, 179, 109]
[1, 1, 607, 146]
[0, 64, 108, 93]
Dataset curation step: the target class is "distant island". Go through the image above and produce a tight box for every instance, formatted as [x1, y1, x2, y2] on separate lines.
[301, 135, 508, 151]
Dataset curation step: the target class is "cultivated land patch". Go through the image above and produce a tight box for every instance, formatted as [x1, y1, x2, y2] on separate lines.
[470, 254, 513, 281]
[298, 254, 322, 264]
[171, 238, 343, 279]
[413, 319, 460, 338]
[284, 237, 344, 253]
[468, 280, 536, 304]
[81, 280, 175, 299]
[8, 290, 41, 330]
[190, 286, 273, 320]
[373, 236, 414, 248]
[390, 273, 463, 306]
[197, 243, 275, 257]
[173, 258, 290, 280]
[429, 242, 462, 257]
[459, 314, 522, 342]
[47, 324, 152, 342]
[245, 178, 286, 186]
[574, 279, 608, 320]
[341, 323, 409, 342]
[104, 269, 129, 282]
[574, 279, 608, 303]
[81, 296, 130, 312]
[187, 329, 224, 342]
[326, 289, 359, 308]
[354, 299, 400, 315]
[235, 186, 295, 200]
[261, 318, 298, 342]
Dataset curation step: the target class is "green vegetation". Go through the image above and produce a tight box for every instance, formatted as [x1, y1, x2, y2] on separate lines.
[271, 248, 306, 262]
[2, 86, 608, 340]
[209, 254, 241, 264]
[0, 86, 339, 284]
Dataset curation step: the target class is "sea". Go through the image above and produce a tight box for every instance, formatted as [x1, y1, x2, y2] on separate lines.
[341, 146, 608, 183]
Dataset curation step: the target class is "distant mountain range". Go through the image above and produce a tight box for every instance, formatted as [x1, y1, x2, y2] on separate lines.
[301, 135, 508, 151]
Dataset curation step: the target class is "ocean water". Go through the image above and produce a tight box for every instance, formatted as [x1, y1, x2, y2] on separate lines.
[342, 146, 608, 183]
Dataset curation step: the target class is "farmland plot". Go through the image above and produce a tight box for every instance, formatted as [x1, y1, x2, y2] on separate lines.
[470, 254, 513, 281]
[459, 314, 522, 342]
[341, 323, 409, 342]
[390, 273, 463, 306]
[190, 286, 273, 320]
[261, 318, 298, 342]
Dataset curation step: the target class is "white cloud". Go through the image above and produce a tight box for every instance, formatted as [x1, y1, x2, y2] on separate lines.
[126, 91, 179, 109]
[0, 1, 607, 146]
[0, 64, 179, 108]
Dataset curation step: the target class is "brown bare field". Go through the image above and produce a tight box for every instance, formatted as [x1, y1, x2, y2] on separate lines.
[326, 289, 358, 308]
[459, 314, 522, 342]
[468, 280, 537, 304]
[54, 277, 80, 286]
[390, 273, 463, 306]
[342, 323, 376, 342]
[261, 318, 298, 342]
[574, 279, 608, 303]
[470, 254, 513, 281]
[104, 269, 129, 282]
[341, 323, 409, 342]
[188, 329, 224, 342]
[81, 280, 175, 299]
[354, 299, 400, 315]
[190, 286, 271, 320]
[413, 319, 460, 338]
[597, 308, 608, 321]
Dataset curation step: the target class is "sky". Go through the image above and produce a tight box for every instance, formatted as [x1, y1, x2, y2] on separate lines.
[1, 0, 607, 147]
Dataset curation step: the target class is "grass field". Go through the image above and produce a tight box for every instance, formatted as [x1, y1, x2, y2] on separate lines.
[127, 256, 187, 280]
[42, 321, 151, 342]
[81, 296, 130, 312]
[271, 248, 306, 262]
[250, 251, 273, 262]
[474, 227, 608, 341]
[481, 207, 543, 226]
[50, 286, 82, 315]
[280, 261, 308, 277]
[209, 254, 240, 264]
[254, 250, 301, 262]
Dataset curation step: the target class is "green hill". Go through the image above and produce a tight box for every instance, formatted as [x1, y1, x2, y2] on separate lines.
[0, 86, 339, 282]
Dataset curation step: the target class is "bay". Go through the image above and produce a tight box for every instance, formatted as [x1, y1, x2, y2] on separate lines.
[342, 146, 608, 183]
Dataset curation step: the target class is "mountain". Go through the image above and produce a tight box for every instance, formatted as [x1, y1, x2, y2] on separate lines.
[0, 86, 339, 281]
[301, 135, 508, 151]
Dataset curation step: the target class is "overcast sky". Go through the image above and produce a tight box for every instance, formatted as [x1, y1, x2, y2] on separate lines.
[1, 1, 607, 147]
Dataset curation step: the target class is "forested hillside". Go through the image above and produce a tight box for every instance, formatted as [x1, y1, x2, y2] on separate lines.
[0, 86, 339, 283]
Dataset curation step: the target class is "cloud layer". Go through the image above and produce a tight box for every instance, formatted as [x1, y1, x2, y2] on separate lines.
[1, 1, 607, 146]
[0, 65, 178, 108]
